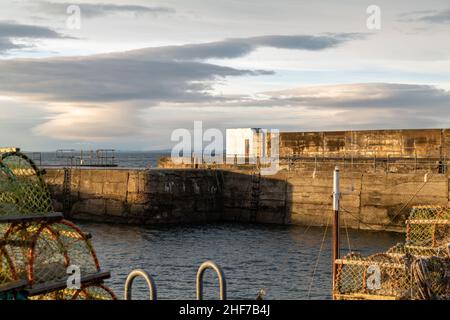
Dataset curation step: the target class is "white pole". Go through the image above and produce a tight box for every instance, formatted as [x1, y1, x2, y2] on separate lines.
[333, 166, 340, 211]
[332, 166, 340, 299]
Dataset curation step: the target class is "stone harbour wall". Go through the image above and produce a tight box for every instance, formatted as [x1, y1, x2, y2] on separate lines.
[279, 128, 450, 159]
[44, 167, 450, 232]
[45, 168, 223, 224]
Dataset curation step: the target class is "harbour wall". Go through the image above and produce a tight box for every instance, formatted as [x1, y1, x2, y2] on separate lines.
[279, 128, 450, 158]
[44, 167, 450, 232]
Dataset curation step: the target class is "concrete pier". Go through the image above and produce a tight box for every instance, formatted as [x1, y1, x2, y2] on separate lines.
[44, 167, 450, 232]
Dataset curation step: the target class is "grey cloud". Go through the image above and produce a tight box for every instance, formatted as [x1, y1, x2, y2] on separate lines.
[207, 83, 450, 132]
[37, 1, 175, 18]
[399, 9, 450, 24]
[253, 83, 450, 110]
[0, 38, 23, 52]
[418, 9, 450, 24]
[0, 56, 264, 103]
[0, 32, 364, 143]
[0, 21, 63, 38]
[131, 33, 364, 61]
[0, 33, 362, 103]
[249, 33, 363, 50]
[0, 21, 68, 54]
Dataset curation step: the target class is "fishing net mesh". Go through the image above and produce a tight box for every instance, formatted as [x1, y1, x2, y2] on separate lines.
[0, 153, 53, 216]
[406, 206, 450, 248]
[335, 253, 411, 299]
[334, 205, 450, 300]
[0, 220, 100, 286]
[0, 152, 115, 299]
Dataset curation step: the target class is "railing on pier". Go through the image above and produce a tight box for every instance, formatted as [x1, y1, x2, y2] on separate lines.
[23, 149, 119, 168]
[23, 150, 160, 169]
[56, 149, 117, 167]
[161, 152, 450, 174]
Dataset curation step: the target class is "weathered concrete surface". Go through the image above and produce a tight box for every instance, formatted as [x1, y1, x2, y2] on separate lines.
[44, 167, 450, 232]
[45, 168, 223, 224]
[285, 171, 449, 232]
[280, 129, 450, 158]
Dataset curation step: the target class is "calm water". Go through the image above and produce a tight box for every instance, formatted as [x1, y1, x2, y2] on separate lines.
[77, 222, 403, 300]
[25, 151, 169, 168]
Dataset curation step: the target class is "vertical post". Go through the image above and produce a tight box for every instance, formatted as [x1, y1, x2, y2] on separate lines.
[415, 152, 417, 173]
[386, 154, 389, 173]
[332, 166, 340, 298]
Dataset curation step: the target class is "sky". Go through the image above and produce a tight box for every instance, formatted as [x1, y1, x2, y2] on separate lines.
[0, 0, 449, 151]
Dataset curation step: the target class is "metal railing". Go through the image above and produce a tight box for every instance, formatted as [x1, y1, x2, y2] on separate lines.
[161, 152, 449, 174]
[123, 261, 228, 300]
[56, 149, 117, 167]
[124, 269, 157, 300]
[282, 154, 449, 173]
[196, 261, 227, 300]
[23, 150, 161, 169]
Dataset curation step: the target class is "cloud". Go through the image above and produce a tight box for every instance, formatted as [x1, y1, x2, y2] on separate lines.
[131, 33, 364, 61]
[24, 83, 450, 143]
[0, 21, 68, 54]
[0, 57, 264, 103]
[0, 38, 22, 52]
[399, 8, 450, 24]
[171, 83, 450, 133]
[33, 104, 144, 140]
[0, 33, 361, 103]
[257, 83, 450, 110]
[0, 33, 366, 142]
[418, 9, 450, 24]
[37, 1, 175, 18]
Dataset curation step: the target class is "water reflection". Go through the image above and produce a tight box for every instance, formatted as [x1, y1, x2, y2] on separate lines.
[78, 222, 403, 300]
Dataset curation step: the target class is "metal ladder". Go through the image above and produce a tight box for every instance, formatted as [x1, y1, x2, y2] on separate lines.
[124, 261, 228, 300]
[249, 172, 261, 222]
[62, 168, 71, 216]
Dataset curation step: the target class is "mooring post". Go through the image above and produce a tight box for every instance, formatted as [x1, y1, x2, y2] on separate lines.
[332, 166, 340, 299]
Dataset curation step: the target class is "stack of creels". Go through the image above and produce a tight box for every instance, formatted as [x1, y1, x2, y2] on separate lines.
[334, 205, 449, 300]
[0, 152, 53, 217]
[405, 206, 450, 250]
[0, 151, 116, 300]
[334, 252, 412, 300]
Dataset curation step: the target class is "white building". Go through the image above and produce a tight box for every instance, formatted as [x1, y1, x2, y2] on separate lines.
[225, 128, 268, 161]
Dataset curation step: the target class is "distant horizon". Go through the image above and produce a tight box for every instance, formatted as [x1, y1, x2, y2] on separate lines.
[13, 126, 450, 153]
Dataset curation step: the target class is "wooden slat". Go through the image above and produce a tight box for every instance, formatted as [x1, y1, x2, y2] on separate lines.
[334, 259, 406, 269]
[10, 168, 36, 177]
[0, 147, 20, 154]
[334, 293, 399, 300]
[58, 230, 92, 240]
[26, 271, 111, 296]
[407, 219, 450, 225]
[0, 280, 28, 293]
[0, 212, 63, 223]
